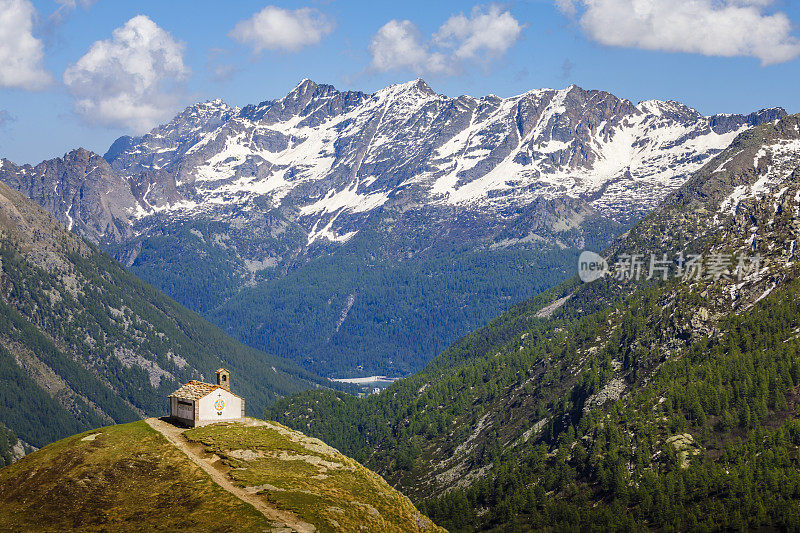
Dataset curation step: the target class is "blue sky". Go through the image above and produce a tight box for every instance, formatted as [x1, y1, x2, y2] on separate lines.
[2, 0, 800, 164]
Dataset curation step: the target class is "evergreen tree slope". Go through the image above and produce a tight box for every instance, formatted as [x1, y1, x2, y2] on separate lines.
[269, 113, 800, 530]
[0, 180, 329, 449]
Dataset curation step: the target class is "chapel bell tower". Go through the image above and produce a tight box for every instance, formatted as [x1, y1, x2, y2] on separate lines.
[216, 368, 230, 391]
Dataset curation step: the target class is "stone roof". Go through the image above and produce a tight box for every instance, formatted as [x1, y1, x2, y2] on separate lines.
[169, 380, 229, 401]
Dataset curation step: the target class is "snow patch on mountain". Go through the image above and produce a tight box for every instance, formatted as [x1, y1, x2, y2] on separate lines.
[719, 139, 800, 215]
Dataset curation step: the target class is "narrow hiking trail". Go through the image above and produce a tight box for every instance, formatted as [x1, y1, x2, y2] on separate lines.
[145, 417, 317, 533]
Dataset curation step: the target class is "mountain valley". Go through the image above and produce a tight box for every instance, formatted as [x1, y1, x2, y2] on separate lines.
[1, 80, 784, 377]
[5, 2, 800, 530]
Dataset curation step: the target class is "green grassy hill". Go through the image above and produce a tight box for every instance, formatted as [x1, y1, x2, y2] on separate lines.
[0, 419, 443, 533]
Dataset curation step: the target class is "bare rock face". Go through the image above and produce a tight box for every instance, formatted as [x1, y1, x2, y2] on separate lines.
[0, 149, 138, 245]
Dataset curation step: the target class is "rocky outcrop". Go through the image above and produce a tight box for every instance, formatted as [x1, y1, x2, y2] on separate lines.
[0, 149, 138, 244]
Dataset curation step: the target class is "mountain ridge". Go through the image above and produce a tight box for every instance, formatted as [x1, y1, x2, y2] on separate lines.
[1, 79, 785, 376]
[4, 80, 784, 246]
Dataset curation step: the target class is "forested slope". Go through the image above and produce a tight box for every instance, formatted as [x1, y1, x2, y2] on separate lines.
[269, 114, 800, 530]
[0, 180, 332, 449]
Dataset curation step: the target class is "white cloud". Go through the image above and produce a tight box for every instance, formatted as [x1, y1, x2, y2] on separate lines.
[369, 20, 449, 75]
[229, 6, 334, 53]
[557, 0, 800, 65]
[63, 15, 190, 132]
[0, 0, 52, 90]
[434, 5, 523, 62]
[369, 5, 523, 76]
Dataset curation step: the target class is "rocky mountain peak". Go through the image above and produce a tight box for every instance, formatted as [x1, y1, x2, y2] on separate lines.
[5, 80, 787, 249]
[62, 147, 106, 167]
[281, 78, 351, 106]
[374, 78, 439, 102]
[287, 77, 318, 96]
[152, 98, 235, 137]
[708, 107, 786, 134]
[399, 78, 436, 96]
[104, 136, 140, 163]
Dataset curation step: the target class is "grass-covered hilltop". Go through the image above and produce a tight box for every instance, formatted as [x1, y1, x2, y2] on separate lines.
[269, 114, 800, 530]
[0, 418, 442, 532]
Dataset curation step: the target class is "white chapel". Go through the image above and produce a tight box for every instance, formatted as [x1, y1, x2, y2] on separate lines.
[168, 368, 244, 427]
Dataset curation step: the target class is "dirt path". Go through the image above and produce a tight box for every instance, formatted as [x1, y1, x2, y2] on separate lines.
[145, 418, 316, 533]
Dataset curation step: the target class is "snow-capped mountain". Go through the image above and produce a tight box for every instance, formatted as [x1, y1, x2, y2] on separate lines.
[3, 79, 783, 250]
[113, 80, 783, 237]
[0, 79, 785, 376]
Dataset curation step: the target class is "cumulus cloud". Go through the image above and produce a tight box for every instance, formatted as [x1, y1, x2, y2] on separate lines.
[369, 5, 523, 76]
[0, 0, 52, 89]
[369, 20, 449, 74]
[557, 0, 800, 65]
[434, 5, 524, 62]
[63, 15, 190, 132]
[229, 6, 334, 53]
